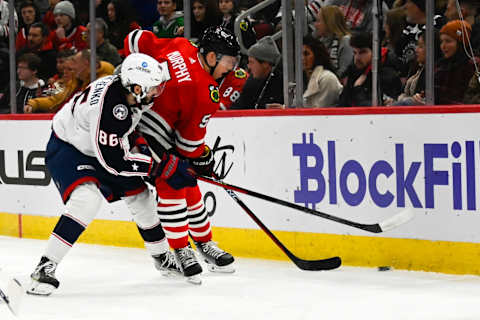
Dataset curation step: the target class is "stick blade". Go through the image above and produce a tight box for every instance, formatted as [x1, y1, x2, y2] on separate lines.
[294, 256, 342, 271]
[6, 278, 24, 316]
[378, 208, 414, 232]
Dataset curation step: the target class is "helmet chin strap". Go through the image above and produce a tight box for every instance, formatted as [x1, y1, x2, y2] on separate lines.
[204, 52, 221, 77]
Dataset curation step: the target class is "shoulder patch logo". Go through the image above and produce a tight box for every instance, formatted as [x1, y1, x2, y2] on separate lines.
[189, 40, 198, 48]
[209, 85, 220, 103]
[113, 104, 128, 120]
[239, 21, 249, 32]
[234, 68, 247, 79]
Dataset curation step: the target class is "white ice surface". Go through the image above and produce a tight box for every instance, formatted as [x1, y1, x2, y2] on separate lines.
[0, 236, 479, 320]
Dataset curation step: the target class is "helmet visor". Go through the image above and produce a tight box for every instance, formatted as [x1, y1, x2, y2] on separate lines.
[146, 81, 167, 100]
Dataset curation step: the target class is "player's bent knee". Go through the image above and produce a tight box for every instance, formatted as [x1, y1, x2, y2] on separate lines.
[65, 182, 103, 225]
[123, 189, 159, 229]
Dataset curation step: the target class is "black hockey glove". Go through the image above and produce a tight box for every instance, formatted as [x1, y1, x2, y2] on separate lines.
[190, 145, 215, 177]
[150, 153, 197, 190]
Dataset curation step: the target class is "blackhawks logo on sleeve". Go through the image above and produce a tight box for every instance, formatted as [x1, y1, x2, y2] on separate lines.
[209, 85, 220, 103]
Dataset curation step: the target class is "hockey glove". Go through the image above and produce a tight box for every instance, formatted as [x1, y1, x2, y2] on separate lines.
[150, 153, 197, 190]
[190, 145, 215, 177]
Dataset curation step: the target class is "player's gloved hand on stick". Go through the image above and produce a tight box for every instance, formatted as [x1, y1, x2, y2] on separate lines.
[150, 153, 197, 190]
[190, 145, 215, 177]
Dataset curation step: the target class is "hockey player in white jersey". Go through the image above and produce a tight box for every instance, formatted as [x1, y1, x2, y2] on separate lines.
[27, 53, 198, 296]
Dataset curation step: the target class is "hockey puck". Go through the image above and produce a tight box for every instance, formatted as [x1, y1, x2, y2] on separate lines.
[377, 266, 392, 271]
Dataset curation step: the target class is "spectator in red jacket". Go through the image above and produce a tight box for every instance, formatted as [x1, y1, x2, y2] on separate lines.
[18, 22, 57, 81]
[48, 0, 87, 52]
[16, 1, 41, 51]
[42, 0, 61, 30]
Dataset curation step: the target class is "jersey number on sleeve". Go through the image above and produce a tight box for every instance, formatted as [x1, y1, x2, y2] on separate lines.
[222, 87, 240, 103]
[199, 114, 212, 128]
[99, 130, 119, 147]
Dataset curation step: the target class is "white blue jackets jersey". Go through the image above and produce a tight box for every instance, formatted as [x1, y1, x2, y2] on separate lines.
[52, 75, 153, 177]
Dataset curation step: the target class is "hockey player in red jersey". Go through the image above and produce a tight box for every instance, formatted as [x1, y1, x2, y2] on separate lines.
[26, 53, 197, 296]
[124, 27, 240, 281]
[219, 67, 249, 110]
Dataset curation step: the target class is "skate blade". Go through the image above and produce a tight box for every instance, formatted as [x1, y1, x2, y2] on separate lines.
[186, 275, 202, 285]
[206, 262, 235, 274]
[160, 270, 183, 278]
[26, 279, 56, 296]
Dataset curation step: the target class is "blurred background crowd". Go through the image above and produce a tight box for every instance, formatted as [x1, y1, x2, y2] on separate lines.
[0, 0, 479, 114]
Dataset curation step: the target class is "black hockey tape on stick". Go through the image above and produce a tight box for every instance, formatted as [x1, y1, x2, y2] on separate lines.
[198, 176, 414, 233]
[222, 188, 341, 271]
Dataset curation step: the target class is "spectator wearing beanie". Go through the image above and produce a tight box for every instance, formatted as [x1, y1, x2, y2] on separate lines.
[444, 0, 480, 51]
[48, 0, 87, 51]
[434, 19, 475, 105]
[231, 36, 284, 109]
[396, 0, 446, 77]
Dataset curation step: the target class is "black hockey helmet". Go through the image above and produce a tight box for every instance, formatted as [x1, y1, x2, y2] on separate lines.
[198, 26, 240, 57]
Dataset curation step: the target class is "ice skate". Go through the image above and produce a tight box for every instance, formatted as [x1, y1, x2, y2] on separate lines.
[153, 251, 182, 277]
[195, 240, 235, 273]
[174, 246, 203, 285]
[27, 256, 60, 296]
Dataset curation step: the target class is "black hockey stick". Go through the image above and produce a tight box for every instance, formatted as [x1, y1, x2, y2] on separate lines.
[198, 176, 413, 233]
[223, 188, 341, 271]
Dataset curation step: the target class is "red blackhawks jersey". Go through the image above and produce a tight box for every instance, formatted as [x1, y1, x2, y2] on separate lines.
[219, 67, 248, 110]
[124, 30, 220, 159]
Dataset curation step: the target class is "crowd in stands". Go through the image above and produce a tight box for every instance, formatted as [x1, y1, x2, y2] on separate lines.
[1, 0, 480, 113]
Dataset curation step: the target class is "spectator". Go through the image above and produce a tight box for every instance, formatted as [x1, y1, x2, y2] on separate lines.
[434, 20, 475, 105]
[106, 0, 140, 56]
[231, 36, 283, 109]
[314, 5, 353, 80]
[0, 0, 19, 48]
[0, 53, 46, 113]
[218, 0, 256, 48]
[444, 0, 480, 50]
[388, 31, 441, 106]
[86, 18, 122, 66]
[396, 0, 446, 76]
[48, 0, 87, 51]
[302, 35, 343, 108]
[33, 0, 49, 15]
[44, 49, 76, 96]
[24, 49, 114, 113]
[152, 0, 184, 38]
[191, 0, 221, 40]
[16, 1, 41, 51]
[383, 7, 408, 80]
[327, 0, 389, 33]
[338, 32, 402, 107]
[18, 22, 57, 81]
[43, 0, 60, 30]
[76, 0, 108, 27]
[463, 73, 480, 104]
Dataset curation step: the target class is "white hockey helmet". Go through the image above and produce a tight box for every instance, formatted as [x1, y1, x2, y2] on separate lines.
[120, 53, 167, 103]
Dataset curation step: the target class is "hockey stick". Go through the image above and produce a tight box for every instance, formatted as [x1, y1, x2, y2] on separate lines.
[223, 188, 341, 271]
[0, 278, 23, 316]
[198, 176, 414, 233]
